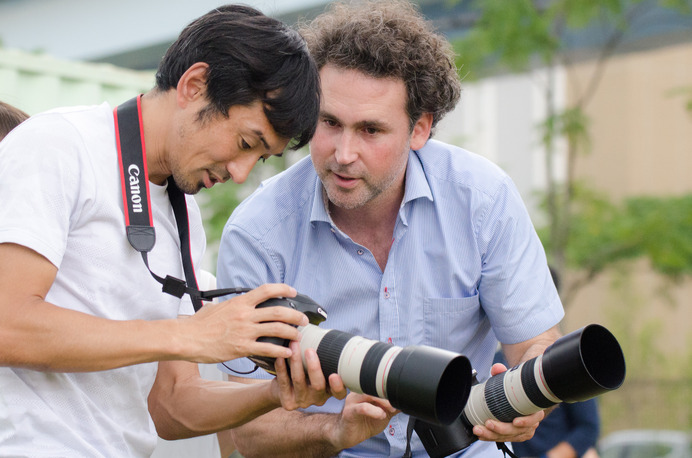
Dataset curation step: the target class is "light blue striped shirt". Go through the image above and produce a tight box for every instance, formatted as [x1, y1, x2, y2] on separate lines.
[217, 140, 564, 457]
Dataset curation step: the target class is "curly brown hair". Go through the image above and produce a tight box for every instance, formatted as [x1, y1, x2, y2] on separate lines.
[300, 0, 461, 134]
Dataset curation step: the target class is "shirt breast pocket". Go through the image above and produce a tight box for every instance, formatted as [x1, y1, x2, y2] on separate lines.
[423, 294, 481, 351]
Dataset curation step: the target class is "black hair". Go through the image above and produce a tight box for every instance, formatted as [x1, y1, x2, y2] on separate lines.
[156, 4, 319, 150]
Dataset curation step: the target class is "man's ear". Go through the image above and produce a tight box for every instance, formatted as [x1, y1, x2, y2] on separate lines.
[176, 62, 209, 108]
[410, 112, 433, 150]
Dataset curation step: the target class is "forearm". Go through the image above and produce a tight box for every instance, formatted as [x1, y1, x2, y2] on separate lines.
[0, 243, 188, 372]
[149, 363, 285, 440]
[230, 409, 341, 458]
[1, 241, 304, 373]
[0, 297, 184, 372]
[502, 325, 562, 367]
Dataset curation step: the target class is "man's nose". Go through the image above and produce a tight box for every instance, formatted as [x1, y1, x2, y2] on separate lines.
[227, 155, 257, 184]
[334, 131, 359, 165]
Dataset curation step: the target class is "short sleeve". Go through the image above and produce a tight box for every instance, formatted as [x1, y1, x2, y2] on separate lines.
[477, 176, 564, 343]
[0, 116, 84, 268]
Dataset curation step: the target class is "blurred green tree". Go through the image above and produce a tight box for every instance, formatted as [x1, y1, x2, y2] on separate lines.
[451, 0, 692, 305]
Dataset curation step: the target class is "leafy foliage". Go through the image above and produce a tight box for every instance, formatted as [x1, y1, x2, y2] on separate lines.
[453, 0, 558, 74]
[541, 188, 692, 279]
[453, 0, 692, 80]
[539, 107, 591, 156]
[451, 0, 692, 304]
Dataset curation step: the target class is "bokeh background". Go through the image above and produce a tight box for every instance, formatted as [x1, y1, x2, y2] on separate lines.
[1, 0, 691, 456]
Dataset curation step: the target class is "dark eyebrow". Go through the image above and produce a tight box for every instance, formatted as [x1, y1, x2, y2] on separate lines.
[320, 111, 388, 132]
[319, 110, 338, 122]
[355, 120, 387, 131]
[253, 130, 270, 151]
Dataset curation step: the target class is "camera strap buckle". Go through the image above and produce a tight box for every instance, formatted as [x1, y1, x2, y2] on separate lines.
[115, 96, 251, 311]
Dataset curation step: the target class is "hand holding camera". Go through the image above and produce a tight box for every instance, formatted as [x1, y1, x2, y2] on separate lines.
[251, 292, 473, 425]
[251, 293, 626, 457]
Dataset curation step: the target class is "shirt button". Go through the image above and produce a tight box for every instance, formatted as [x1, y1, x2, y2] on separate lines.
[384, 291, 390, 299]
[357, 249, 364, 255]
[388, 425, 395, 435]
[330, 227, 336, 233]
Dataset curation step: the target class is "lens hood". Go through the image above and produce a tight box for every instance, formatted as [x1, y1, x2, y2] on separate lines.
[386, 346, 472, 425]
[542, 324, 626, 402]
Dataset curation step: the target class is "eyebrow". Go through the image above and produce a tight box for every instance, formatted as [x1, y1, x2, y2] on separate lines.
[320, 111, 388, 131]
[355, 120, 387, 131]
[253, 130, 270, 151]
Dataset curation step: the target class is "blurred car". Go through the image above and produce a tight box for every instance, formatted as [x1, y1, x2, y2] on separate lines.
[598, 429, 692, 458]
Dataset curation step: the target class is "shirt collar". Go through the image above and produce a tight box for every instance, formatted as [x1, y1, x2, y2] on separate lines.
[403, 149, 433, 206]
[309, 148, 433, 224]
[310, 178, 331, 224]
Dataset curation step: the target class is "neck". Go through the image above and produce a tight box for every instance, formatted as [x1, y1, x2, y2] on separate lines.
[329, 187, 403, 272]
[138, 90, 175, 185]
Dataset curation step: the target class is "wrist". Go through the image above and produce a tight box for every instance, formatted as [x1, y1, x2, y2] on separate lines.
[268, 377, 288, 409]
[256, 379, 284, 414]
[165, 317, 194, 360]
[320, 413, 346, 453]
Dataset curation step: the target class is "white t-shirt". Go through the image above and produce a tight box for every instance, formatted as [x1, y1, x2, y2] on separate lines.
[0, 103, 205, 457]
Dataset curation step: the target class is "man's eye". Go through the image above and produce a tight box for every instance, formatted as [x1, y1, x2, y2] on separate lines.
[241, 140, 251, 150]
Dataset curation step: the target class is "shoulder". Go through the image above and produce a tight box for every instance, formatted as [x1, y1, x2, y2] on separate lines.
[225, 156, 317, 237]
[6, 104, 114, 164]
[1, 104, 114, 175]
[22, 103, 113, 139]
[416, 139, 514, 201]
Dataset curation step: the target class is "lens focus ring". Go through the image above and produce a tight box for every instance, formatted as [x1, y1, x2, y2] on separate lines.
[484, 371, 521, 422]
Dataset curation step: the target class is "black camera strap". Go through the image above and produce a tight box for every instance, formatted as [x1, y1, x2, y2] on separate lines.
[114, 95, 250, 311]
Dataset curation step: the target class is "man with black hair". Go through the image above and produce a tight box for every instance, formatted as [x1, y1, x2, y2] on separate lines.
[218, 1, 565, 456]
[0, 5, 333, 456]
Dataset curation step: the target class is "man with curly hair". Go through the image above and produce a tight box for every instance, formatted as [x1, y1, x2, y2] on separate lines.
[217, 1, 564, 456]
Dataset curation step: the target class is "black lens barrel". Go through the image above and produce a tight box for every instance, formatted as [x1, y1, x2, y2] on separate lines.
[542, 324, 626, 402]
[312, 329, 472, 425]
[386, 346, 472, 425]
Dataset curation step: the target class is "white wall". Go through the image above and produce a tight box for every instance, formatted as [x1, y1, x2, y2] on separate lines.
[435, 65, 567, 222]
[0, 48, 154, 113]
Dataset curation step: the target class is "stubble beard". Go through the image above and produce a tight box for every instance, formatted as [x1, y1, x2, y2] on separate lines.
[319, 161, 406, 211]
[169, 168, 204, 195]
[323, 177, 377, 210]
